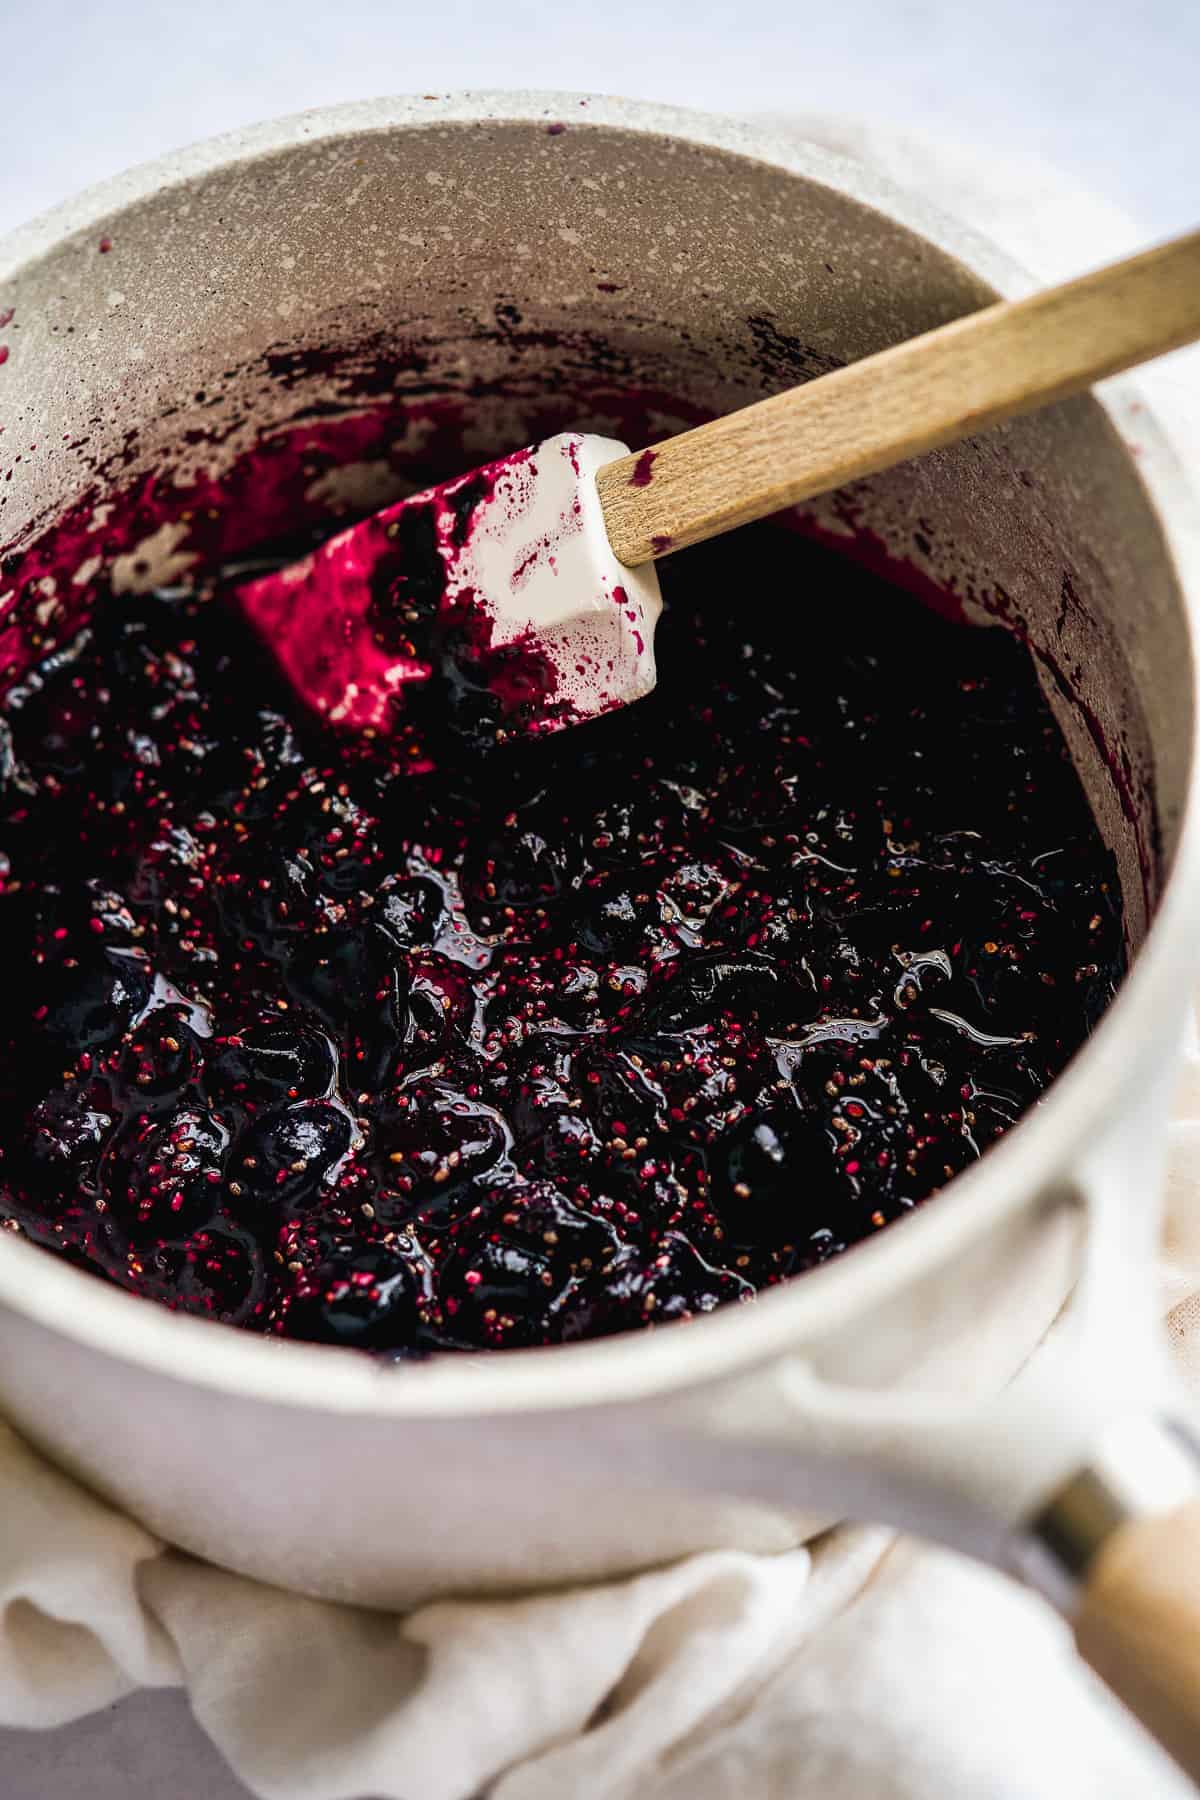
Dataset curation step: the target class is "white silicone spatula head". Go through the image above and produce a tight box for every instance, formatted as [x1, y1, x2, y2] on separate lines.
[237, 433, 661, 742]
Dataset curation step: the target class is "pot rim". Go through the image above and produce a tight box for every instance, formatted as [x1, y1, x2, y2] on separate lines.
[2, 89, 1199, 1421]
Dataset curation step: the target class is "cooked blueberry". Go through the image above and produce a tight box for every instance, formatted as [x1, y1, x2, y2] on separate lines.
[708, 761, 802, 836]
[173, 698, 303, 811]
[103, 1106, 228, 1241]
[576, 1043, 669, 1140]
[786, 1038, 970, 1223]
[557, 1231, 753, 1340]
[132, 1223, 271, 1327]
[434, 1183, 623, 1348]
[463, 824, 574, 915]
[307, 794, 385, 902]
[115, 1011, 202, 1109]
[435, 1229, 553, 1347]
[580, 792, 687, 868]
[128, 826, 207, 909]
[573, 872, 674, 959]
[504, 1039, 574, 1138]
[316, 847, 383, 901]
[635, 952, 786, 1034]
[206, 1019, 336, 1107]
[660, 859, 729, 933]
[374, 1076, 508, 1209]
[9, 685, 98, 779]
[286, 925, 389, 1026]
[725, 901, 874, 1012]
[502, 1042, 603, 1174]
[484, 953, 604, 1034]
[34, 947, 153, 1058]
[581, 1019, 768, 1150]
[339, 949, 470, 1091]
[834, 858, 966, 954]
[432, 658, 507, 758]
[285, 1237, 433, 1349]
[375, 877, 447, 951]
[201, 710, 304, 818]
[21, 1088, 111, 1208]
[218, 850, 316, 947]
[398, 954, 473, 1057]
[228, 1102, 353, 1212]
[713, 1109, 836, 1242]
[524, 1106, 602, 1176]
[62, 883, 140, 948]
[558, 962, 602, 1018]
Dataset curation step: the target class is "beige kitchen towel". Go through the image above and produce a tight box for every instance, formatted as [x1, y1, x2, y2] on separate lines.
[1, 117, 1198, 1799]
[0, 1411, 1190, 1799]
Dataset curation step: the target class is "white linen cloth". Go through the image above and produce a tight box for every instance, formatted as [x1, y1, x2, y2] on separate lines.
[2, 117, 1199, 1799]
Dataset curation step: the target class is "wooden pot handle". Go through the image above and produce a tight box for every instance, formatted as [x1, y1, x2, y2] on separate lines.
[1075, 1500, 1200, 1782]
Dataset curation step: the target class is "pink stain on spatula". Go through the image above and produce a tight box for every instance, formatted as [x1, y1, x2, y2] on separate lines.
[236, 433, 663, 740]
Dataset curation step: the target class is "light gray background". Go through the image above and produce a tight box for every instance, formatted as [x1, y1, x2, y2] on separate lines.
[1, 2, 1198, 1795]
[1, 0, 1198, 239]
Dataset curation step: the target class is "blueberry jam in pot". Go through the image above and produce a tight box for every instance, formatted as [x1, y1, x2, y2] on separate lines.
[0, 521, 1124, 1352]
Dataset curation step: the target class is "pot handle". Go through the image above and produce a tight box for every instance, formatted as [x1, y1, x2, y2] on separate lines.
[1076, 1498, 1200, 1781]
[1027, 1416, 1200, 1784]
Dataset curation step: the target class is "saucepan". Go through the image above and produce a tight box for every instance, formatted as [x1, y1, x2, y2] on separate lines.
[3, 93, 1200, 1775]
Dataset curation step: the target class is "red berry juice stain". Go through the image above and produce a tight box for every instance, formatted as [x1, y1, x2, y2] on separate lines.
[629, 449, 657, 488]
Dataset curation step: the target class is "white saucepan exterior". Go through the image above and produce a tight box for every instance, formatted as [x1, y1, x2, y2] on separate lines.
[0, 94, 1199, 1612]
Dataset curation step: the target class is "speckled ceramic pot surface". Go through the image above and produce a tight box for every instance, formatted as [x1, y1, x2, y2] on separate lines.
[1, 95, 1199, 1607]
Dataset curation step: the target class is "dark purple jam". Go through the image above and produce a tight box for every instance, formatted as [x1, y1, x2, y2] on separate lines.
[0, 521, 1123, 1352]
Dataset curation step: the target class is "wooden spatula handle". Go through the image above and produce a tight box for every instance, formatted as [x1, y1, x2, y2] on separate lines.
[596, 229, 1200, 566]
[1075, 1499, 1200, 1782]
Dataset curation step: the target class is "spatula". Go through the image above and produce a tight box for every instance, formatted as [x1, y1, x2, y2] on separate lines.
[237, 228, 1200, 739]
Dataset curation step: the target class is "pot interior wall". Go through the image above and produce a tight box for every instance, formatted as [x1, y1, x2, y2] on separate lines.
[0, 116, 1190, 946]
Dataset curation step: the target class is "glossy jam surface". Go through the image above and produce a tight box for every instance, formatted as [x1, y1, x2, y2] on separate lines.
[0, 524, 1123, 1352]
